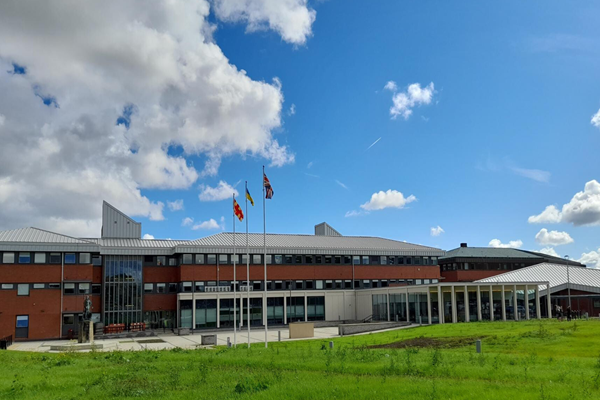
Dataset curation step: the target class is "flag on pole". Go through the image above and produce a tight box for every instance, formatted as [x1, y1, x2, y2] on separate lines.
[246, 188, 255, 206]
[234, 199, 244, 221]
[263, 173, 274, 199]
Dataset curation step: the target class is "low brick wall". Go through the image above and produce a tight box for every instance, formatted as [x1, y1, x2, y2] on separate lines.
[339, 322, 410, 336]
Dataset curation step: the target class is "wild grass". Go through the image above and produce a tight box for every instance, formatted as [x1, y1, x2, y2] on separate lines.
[1, 319, 600, 399]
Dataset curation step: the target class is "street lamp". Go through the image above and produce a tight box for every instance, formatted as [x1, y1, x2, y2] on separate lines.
[564, 255, 571, 308]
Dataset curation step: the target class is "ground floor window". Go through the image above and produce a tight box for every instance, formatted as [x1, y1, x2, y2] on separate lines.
[307, 296, 325, 321]
[181, 300, 194, 329]
[390, 293, 407, 322]
[220, 298, 241, 328]
[267, 297, 284, 324]
[143, 311, 175, 330]
[372, 294, 388, 321]
[195, 299, 217, 329]
[287, 297, 305, 323]
[16, 315, 29, 338]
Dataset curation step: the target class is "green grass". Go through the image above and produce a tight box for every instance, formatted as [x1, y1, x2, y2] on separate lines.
[2, 319, 600, 399]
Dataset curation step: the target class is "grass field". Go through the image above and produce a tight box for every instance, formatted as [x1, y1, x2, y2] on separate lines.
[2, 319, 600, 399]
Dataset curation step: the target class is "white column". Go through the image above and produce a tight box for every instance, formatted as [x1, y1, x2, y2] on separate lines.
[501, 285, 506, 321]
[513, 285, 518, 321]
[437, 286, 444, 324]
[386, 291, 390, 322]
[283, 293, 287, 325]
[464, 285, 469, 322]
[304, 293, 308, 322]
[476, 285, 482, 321]
[525, 285, 530, 320]
[547, 283, 552, 318]
[451, 286, 457, 323]
[405, 288, 410, 323]
[489, 285, 494, 321]
[426, 288, 432, 325]
[216, 294, 220, 328]
[535, 285, 541, 320]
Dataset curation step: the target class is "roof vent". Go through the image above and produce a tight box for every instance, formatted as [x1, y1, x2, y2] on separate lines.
[314, 222, 342, 237]
[460, 243, 468, 248]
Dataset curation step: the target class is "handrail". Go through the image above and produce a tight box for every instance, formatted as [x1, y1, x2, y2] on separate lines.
[0, 335, 13, 350]
[362, 315, 373, 323]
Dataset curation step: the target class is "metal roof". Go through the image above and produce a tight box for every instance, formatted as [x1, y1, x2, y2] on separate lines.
[101, 201, 142, 239]
[177, 233, 445, 256]
[0, 227, 100, 252]
[440, 247, 542, 260]
[476, 263, 600, 294]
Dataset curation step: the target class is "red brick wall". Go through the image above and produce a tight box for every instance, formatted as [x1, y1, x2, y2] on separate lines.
[143, 294, 177, 312]
[144, 267, 179, 283]
[0, 265, 61, 283]
[0, 289, 61, 340]
[63, 265, 94, 281]
[441, 270, 506, 282]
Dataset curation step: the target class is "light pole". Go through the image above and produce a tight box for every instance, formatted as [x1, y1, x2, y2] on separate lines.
[564, 255, 571, 308]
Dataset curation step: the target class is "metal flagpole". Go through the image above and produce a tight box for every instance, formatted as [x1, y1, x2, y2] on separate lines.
[263, 166, 268, 348]
[233, 194, 237, 347]
[246, 181, 250, 348]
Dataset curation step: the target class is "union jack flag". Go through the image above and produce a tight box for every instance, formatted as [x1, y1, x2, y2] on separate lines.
[263, 173, 274, 199]
[234, 198, 244, 221]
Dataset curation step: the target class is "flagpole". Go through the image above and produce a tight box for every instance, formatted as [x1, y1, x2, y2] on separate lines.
[263, 166, 268, 348]
[232, 194, 237, 348]
[246, 181, 250, 348]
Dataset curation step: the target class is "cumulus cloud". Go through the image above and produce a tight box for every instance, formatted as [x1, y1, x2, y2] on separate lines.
[579, 248, 600, 269]
[0, 1, 307, 236]
[592, 108, 600, 128]
[360, 190, 417, 211]
[538, 247, 559, 257]
[181, 217, 194, 227]
[142, 234, 155, 240]
[192, 218, 221, 230]
[167, 199, 184, 212]
[529, 180, 600, 226]
[430, 226, 444, 237]
[212, 0, 316, 45]
[198, 181, 239, 201]
[488, 239, 523, 249]
[386, 82, 435, 120]
[535, 228, 574, 246]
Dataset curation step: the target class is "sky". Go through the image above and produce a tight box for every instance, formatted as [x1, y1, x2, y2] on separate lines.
[0, 1, 599, 266]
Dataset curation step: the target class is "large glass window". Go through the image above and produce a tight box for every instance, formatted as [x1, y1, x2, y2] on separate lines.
[195, 299, 218, 329]
[19, 252, 31, 263]
[156, 256, 166, 266]
[79, 283, 90, 294]
[64, 253, 76, 264]
[103, 255, 143, 326]
[79, 253, 91, 264]
[307, 297, 325, 321]
[2, 252, 15, 263]
[17, 284, 29, 296]
[253, 255, 262, 264]
[362, 256, 369, 265]
[63, 283, 75, 294]
[219, 254, 228, 264]
[274, 255, 283, 264]
[34, 253, 46, 264]
[195, 254, 205, 264]
[219, 298, 241, 328]
[206, 254, 216, 264]
[267, 297, 284, 324]
[287, 297, 305, 322]
[15, 315, 29, 338]
[372, 294, 388, 321]
[182, 254, 193, 264]
[353, 256, 360, 264]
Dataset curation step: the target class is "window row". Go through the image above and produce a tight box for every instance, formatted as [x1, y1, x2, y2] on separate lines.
[172, 254, 439, 266]
[0, 252, 101, 265]
[1, 282, 61, 295]
[441, 262, 527, 272]
[63, 282, 102, 295]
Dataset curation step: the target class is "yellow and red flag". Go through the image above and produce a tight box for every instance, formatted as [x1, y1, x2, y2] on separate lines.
[234, 198, 244, 222]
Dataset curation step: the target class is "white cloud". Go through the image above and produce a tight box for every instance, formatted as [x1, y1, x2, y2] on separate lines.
[199, 181, 239, 201]
[430, 226, 444, 237]
[0, 1, 305, 235]
[288, 103, 296, 116]
[535, 228, 574, 246]
[387, 82, 435, 120]
[579, 248, 600, 269]
[181, 217, 194, 227]
[212, 0, 316, 45]
[510, 167, 551, 183]
[528, 205, 562, 224]
[538, 247, 559, 257]
[591, 108, 600, 128]
[383, 81, 397, 92]
[488, 239, 523, 249]
[167, 199, 184, 211]
[527, 180, 600, 226]
[345, 210, 368, 218]
[142, 234, 155, 240]
[307, 161, 313, 169]
[335, 180, 349, 190]
[304, 173, 319, 178]
[366, 137, 381, 151]
[192, 218, 221, 230]
[360, 190, 417, 211]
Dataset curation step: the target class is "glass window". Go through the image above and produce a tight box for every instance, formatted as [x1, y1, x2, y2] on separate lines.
[49, 253, 61, 264]
[406, 257, 412, 265]
[17, 284, 29, 296]
[33, 283, 45, 289]
[413, 256, 421, 265]
[63, 315, 75, 325]
[157, 256, 166, 266]
[334, 256, 341, 264]
[168, 283, 178, 293]
[423, 257, 429, 265]
[92, 255, 102, 266]
[266, 255, 272, 264]
[324, 256, 332, 264]
[182, 254, 193, 264]
[315, 255, 322, 263]
[431, 257, 438, 265]
[92, 284, 101, 294]
[219, 254, 228, 264]
[370, 256, 380, 264]
[274, 255, 283, 264]
[79, 253, 91, 264]
[78, 283, 90, 294]
[253, 255, 262, 264]
[325, 280, 333, 289]
[19, 252, 31, 263]
[195, 282, 204, 292]
[316, 280, 323, 289]
[416, 279, 422, 285]
[380, 256, 387, 265]
[284, 255, 293, 264]
[63, 283, 75, 294]
[253, 281, 261, 290]
[157, 283, 166, 293]
[34, 253, 46, 264]
[362, 256, 369, 265]
[168, 258, 177, 266]
[16, 315, 29, 328]
[1, 283, 14, 289]
[335, 280, 342, 289]
[295, 255, 303, 264]
[48, 283, 60, 289]
[353, 256, 360, 264]
[183, 282, 193, 292]
[195, 254, 205, 264]
[344, 256, 351, 264]
[64, 253, 76, 264]
[144, 283, 154, 293]
[296, 280, 304, 289]
[2, 252, 15, 263]
[397, 256, 404, 264]
[388, 257, 395, 265]
[305, 255, 313, 263]
[207, 254, 216, 264]
[305, 281, 314, 289]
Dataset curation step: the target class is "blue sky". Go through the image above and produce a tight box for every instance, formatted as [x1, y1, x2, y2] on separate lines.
[141, 1, 600, 263]
[1, 1, 599, 264]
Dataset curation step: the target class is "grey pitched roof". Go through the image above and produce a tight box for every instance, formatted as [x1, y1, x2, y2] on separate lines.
[440, 247, 543, 260]
[477, 263, 600, 294]
[177, 232, 445, 256]
[0, 227, 99, 252]
[86, 238, 191, 256]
